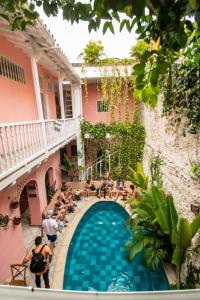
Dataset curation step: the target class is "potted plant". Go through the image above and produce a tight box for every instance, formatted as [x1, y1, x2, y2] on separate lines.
[9, 198, 19, 209]
[12, 216, 21, 226]
[0, 214, 10, 229]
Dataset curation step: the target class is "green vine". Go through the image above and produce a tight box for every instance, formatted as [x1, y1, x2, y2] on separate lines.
[163, 30, 200, 135]
[81, 120, 145, 178]
[149, 153, 163, 188]
[80, 41, 134, 122]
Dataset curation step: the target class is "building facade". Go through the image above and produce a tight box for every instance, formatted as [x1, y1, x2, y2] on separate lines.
[0, 18, 83, 283]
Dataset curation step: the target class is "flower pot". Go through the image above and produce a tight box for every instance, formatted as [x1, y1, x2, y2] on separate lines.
[13, 217, 21, 226]
[10, 200, 19, 209]
[0, 214, 9, 229]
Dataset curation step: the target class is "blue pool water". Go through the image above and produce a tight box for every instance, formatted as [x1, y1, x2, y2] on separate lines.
[63, 201, 169, 292]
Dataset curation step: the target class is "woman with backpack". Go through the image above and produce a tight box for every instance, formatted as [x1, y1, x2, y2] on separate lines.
[22, 236, 52, 288]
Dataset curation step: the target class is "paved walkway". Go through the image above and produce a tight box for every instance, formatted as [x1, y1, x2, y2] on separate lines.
[24, 195, 98, 288]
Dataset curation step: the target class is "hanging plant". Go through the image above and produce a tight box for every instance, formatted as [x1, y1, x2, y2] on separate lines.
[12, 216, 21, 226]
[0, 214, 10, 229]
[9, 198, 19, 209]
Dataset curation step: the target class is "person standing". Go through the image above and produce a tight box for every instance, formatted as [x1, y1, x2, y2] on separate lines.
[22, 236, 52, 288]
[41, 210, 58, 252]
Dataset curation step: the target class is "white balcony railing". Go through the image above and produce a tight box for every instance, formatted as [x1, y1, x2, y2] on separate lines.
[0, 118, 76, 183]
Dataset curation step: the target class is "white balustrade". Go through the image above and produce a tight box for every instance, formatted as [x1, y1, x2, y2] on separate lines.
[0, 118, 76, 181]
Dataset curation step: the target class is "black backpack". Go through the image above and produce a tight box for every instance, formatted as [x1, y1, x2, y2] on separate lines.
[30, 244, 46, 273]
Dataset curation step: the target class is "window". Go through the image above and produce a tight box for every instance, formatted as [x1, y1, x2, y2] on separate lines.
[97, 101, 108, 112]
[0, 56, 25, 84]
[63, 88, 73, 118]
[71, 145, 77, 156]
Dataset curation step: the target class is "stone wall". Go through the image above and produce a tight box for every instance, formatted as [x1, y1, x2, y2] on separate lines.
[141, 97, 200, 286]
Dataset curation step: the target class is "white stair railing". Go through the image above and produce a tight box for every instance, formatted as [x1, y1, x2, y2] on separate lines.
[86, 150, 120, 180]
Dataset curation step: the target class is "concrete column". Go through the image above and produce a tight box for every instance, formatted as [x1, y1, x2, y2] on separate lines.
[58, 78, 65, 119]
[30, 54, 48, 153]
[71, 83, 85, 180]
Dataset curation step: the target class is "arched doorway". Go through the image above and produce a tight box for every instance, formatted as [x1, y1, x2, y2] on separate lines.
[19, 180, 41, 226]
[45, 167, 55, 204]
[19, 186, 30, 225]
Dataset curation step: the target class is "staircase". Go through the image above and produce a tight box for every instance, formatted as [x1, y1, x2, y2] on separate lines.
[85, 150, 121, 180]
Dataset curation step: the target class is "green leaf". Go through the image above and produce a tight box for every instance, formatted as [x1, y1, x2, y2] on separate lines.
[111, 11, 120, 22]
[167, 194, 178, 232]
[150, 93, 158, 108]
[191, 213, 200, 237]
[133, 0, 146, 18]
[119, 19, 128, 32]
[103, 21, 114, 34]
[189, 0, 197, 9]
[151, 186, 171, 234]
[150, 67, 159, 87]
[133, 63, 145, 75]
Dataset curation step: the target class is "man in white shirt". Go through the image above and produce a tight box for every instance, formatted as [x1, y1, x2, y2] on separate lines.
[41, 210, 58, 252]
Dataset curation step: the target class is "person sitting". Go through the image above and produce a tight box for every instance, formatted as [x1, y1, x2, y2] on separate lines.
[85, 179, 91, 198]
[114, 177, 125, 201]
[53, 197, 68, 222]
[101, 177, 108, 199]
[74, 189, 81, 201]
[121, 185, 129, 201]
[107, 175, 114, 199]
[95, 178, 102, 198]
[116, 177, 125, 190]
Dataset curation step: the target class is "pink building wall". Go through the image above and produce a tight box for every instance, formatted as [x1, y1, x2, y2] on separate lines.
[82, 83, 134, 124]
[0, 35, 58, 123]
[0, 151, 61, 283]
[0, 36, 38, 122]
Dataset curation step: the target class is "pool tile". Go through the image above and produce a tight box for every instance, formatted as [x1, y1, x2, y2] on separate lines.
[63, 202, 169, 292]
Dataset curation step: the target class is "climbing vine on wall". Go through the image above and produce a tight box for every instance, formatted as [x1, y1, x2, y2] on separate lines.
[80, 41, 134, 123]
[81, 120, 145, 178]
[162, 30, 200, 135]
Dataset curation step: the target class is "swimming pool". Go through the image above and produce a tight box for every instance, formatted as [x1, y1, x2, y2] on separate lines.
[63, 201, 169, 292]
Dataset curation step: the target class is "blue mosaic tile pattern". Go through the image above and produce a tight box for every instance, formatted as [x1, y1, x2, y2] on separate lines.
[63, 201, 169, 292]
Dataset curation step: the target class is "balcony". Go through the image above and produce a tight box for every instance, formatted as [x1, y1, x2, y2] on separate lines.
[0, 118, 77, 190]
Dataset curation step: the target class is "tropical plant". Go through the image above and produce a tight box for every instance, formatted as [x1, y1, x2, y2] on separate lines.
[172, 214, 200, 288]
[130, 40, 150, 61]
[79, 40, 105, 64]
[127, 163, 148, 191]
[126, 165, 200, 288]
[60, 154, 72, 173]
[126, 186, 175, 271]
[1, 1, 199, 111]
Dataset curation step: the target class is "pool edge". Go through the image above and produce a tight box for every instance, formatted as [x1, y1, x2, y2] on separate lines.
[52, 198, 129, 289]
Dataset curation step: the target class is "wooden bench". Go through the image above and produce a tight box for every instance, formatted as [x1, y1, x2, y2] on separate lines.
[66, 180, 133, 198]
[43, 187, 61, 217]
